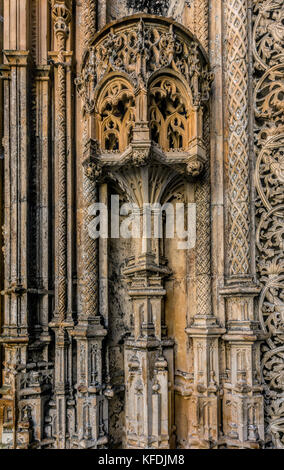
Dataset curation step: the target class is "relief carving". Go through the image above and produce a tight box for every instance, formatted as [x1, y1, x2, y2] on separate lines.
[253, 0, 284, 448]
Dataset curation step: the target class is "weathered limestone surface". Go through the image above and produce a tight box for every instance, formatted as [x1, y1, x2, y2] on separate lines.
[0, 0, 283, 449]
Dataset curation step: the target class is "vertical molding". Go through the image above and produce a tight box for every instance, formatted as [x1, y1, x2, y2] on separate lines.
[52, 1, 71, 323]
[209, 0, 225, 323]
[0, 0, 4, 391]
[194, 0, 209, 51]
[35, 65, 52, 356]
[83, 0, 96, 49]
[98, 0, 107, 30]
[49, 0, 73, 449]
[81, 142, 100, 321]
[74, 1, 109, 449]
[224, 0, 251, 281]
[185, 0, 226, 449]
[220, 0, 264, 448]
[0, 0, 31, 448]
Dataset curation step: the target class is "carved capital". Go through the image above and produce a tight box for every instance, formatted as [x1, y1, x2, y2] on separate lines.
[4, 50, 30, 67]
[52, 0, 72, 38]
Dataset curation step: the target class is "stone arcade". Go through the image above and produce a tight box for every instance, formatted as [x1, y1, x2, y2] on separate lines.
[0, 0, 283, 449]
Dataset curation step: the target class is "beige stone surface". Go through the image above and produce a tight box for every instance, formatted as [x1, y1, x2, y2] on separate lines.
[0, 0, 283, 449]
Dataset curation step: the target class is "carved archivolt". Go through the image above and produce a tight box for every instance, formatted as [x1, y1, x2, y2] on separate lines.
[76, 15, 213, 116]
[253, 0, 284, 448]
[76, 15, 212, 183]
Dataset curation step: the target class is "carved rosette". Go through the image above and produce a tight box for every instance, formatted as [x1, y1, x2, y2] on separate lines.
[253, 0, 284, 448]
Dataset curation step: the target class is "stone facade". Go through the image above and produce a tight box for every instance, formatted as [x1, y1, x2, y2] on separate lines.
[0, 0, 283, 449]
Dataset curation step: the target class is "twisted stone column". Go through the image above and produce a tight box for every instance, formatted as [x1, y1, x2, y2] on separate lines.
[50, 0, 73, 449]
[73, 2, 108, 448]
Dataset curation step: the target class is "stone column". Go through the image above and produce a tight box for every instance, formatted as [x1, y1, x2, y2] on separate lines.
[0, 0, 31, 448]
[49, 0, 74, 449]
[73, 139, 108, 449]
[121, 157, 174, 449]
[123, 232, 174, 449]
[185, 0, 225, 448]
[73, 1, 109, 449]
[221, 0, 264, 448]
[34, 65, 52, 358]
[0, 0, 3, 398]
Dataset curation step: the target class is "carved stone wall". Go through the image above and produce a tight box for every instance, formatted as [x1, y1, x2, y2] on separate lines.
[253, 0, 284, 448]
[0, 0, 282, 449]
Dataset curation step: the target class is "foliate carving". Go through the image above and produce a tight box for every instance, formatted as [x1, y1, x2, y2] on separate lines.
[186, 156, 204, 178]
[76, 17, 213, 115]
[83, 159, 103, 182]
[253, 0, 284, 448]
[132, 148, 151, 167]
[255, 135, 284, 212]
[82, 0, 97, 48]
[253, 0, 284, 71]
[126, 0, 169, 15]
[225, 0, 251, 277]
[255, 65, 284, 123]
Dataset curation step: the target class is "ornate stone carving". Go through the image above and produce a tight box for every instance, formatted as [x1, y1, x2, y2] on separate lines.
[149, 77, 190, 151]
[76, 16, 213, 116]
[51, 0, 71, 322]
[5, 0, 284, 450]
[52, 0, 71, 36]
[82, 0, 97, 48]
[225, 0, 251, 278]
[97, 78, 136, 152]
[194, 0, 208, 51]
[253, 0, 284, 448]
[126, 0, 169, 16]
